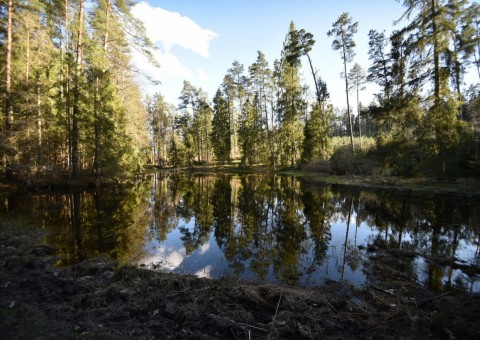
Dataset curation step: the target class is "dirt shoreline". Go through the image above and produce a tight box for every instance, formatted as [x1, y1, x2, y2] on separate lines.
[2, 170, 480, 196]
[1, 228, 479, 339]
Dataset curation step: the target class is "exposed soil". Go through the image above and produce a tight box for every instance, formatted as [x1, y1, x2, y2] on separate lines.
[3, 170, 480, 196]
[1, 227, 479, 339]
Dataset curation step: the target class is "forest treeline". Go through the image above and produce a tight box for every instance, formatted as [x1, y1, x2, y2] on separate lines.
[0, 0, 157, 180]
[1, 0, 480, 181]
[148, 0, 480, 179]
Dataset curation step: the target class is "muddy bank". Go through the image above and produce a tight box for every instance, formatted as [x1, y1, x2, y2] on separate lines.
[3, 170, 480, 196]
[0, 175, 126, 193]
[1, 229, 479, 339]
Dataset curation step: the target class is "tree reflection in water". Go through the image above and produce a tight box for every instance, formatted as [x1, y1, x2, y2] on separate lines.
[142, 174, 480, 292]
[1, 174, 479, 292]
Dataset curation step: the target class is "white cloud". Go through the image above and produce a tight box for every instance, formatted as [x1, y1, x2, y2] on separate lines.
[139, 245, 186, 270]
[132, 1, 218, 58]
[196, 69, 209, 82]
[130, 2, 218, 102]
[195, 265, 212, 278]
[198, 242, 210, 255]
[142, 49, 192, 79]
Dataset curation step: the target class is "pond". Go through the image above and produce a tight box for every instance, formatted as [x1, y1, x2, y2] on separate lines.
[1, 173, 479, 293]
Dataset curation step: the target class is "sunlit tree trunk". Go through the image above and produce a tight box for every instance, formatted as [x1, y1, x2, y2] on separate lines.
[94, 0, 111, 184]
[64, 0, 72, 173]
[5, 0, 14, 178]
[342, 43, 355, 158]
[72, 0, 84, 178]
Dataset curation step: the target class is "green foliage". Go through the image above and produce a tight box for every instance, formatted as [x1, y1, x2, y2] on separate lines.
[211, 89, 231, 163]
[0, 0, 156, 180]
[249, 51, 276, 167]
[367, 30, 392, 99]
[276, 22, 307, 168]
[177, 81, 213, 164]
[302, 103, 332, 163]
[147, 93, 173, 167]
[330, 146, 353, 175]
[3, 0, 480, 181]
[418, 96, 465, 178]
[238, 97, 263, 165]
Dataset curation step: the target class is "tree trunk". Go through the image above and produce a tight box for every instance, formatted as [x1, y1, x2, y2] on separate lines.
[342, 41, 355, 160]
[64, 0, 71, 173]
[37, 80, 43, 167]
[431, 0, 446, 179]
[475, 19, 480, 81]
[305, 52, 321, 105]
[94, 76, 100, 182]
[93, 0, 110, 184]
[432, 0, 440, 108]
[5, 0, 14, 178]
[356, 83, 362, 149]
[72, 0, 84, 178]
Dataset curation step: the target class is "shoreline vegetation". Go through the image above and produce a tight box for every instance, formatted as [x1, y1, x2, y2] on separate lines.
[2, 165, 480, 195]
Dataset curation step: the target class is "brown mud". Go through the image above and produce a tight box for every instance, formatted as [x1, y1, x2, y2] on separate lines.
[1, 228, 479, 339]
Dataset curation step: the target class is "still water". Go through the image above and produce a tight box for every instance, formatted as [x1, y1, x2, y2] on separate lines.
[1, 174, 479, 292]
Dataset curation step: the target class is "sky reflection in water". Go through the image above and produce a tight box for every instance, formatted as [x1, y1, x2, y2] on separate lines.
[2, 173, 478, 293]
[138, 174, 480, 292]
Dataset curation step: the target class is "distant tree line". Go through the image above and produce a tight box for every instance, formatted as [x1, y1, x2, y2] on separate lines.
[2, 1, 480, 180]
[148, 1, 480, 178]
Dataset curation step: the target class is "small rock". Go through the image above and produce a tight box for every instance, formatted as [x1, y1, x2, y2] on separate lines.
[30, 245, 56, 256]
[101, 271, 113, 279]
[74, 325, 84, 332]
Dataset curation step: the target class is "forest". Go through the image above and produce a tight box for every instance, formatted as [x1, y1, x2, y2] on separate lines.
[1, 0, 480, 182]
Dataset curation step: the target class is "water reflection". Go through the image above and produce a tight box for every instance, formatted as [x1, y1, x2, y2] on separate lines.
[0, 183, 151, 266]
[1, 174, 479, 293]
[142, 174, 480, 292]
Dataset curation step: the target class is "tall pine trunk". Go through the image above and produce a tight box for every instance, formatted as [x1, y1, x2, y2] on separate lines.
[356, 83, 362, 150]
[94, 0, 110, 184]
[64, 0, 72, 173]
[5, 0, 14, 178]
[342, 41, 355, 160]
[431, 0, 446, 179]
[72, 0, 84, 178]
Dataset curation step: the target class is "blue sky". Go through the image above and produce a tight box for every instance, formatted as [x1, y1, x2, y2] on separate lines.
[130, 1, 471, 110]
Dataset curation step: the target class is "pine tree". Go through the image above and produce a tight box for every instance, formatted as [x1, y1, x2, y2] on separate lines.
[4, 0, 14, 178]
[328, 12, 358, 159]
[147, 93, 172, 167]
[348, 63, 366, 148]
[239, 97, 262, 165]
[249, 51, 274, 165]
[211, 89, 231, 162]
[302, 78, 332, 162]
[226, 61, 250, 159]
[397, 0, 462, 178]
[461, 2, 480, 81]
[367, 30, 392, 100]
[276, 22, 307, 167]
